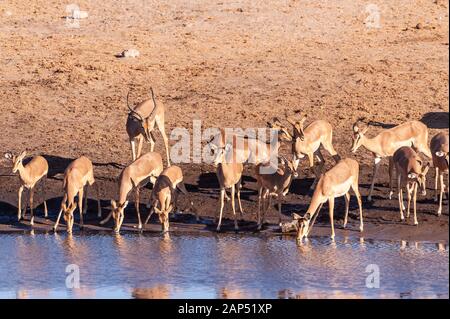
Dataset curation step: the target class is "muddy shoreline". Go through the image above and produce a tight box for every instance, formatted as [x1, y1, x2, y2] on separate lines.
[0, 161, 448, 243]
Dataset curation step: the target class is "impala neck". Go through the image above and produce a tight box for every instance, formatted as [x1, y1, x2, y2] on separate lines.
[306, 189, 324, 218]
[360, 134, 384, 157]
[16, 162, 28, 182]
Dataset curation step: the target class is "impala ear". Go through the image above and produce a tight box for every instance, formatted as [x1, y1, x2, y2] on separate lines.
[422, 163, 430, 175]
[408, 173, 418, 179]
[353, 125, 359, 133]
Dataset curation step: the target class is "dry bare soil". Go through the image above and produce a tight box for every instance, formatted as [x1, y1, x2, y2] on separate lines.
[0, 0, 448, 241]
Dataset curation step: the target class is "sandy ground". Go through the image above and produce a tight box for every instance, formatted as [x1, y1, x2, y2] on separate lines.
[0, 0, 448, 241]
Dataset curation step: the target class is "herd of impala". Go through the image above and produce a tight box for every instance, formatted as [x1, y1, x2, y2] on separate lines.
[3, 88, 449, 242]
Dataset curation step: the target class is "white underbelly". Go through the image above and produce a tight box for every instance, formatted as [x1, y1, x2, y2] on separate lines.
[333, 177, 353, 197]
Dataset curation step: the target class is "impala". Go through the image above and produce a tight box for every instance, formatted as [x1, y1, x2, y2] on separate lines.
[351, 118, 432, 201]
[393, 146, 430, 225]
[254, 156, 298, 230]
[5, 151, 48, 225]
[100, 151, 163, 232]
[143, 165, 188, 232]
[209, 142, 245, 231]
[53, 156, 101, 233]
[126, 88, 170, 166]
[430, 132, 449, 216]
[283, 158, 364, 242]
[268, 115, 340, 188]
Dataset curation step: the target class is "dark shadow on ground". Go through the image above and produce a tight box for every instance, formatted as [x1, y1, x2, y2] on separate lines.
[420, 112, 449, 129]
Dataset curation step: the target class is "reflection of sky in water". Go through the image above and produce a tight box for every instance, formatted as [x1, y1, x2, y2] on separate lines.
[0, 233, 447, 299]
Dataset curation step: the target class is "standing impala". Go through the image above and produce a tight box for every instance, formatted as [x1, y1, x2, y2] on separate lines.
[53, 156, 101, 233]
[143, 165, 189, 232]
[209, 142, 245, 231]
[351, 118, 432, 201]
[282, 158, 364, 242]
[254, 156, 298, 230]
[393, 146, 430, 225]
[5, 151, 48, 225]
[268, 115, 340, 188]
[100, 151, 163, 233]
[126, 88, 171, 166]
[430, 132, 448, 216]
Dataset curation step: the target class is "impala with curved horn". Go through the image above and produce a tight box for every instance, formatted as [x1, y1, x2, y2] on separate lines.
[351, 118, 432, 201]
[268, 114, 340, 188]
[126, 87, 171, 166]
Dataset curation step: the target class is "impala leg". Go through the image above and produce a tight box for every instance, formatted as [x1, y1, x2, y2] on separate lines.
[343, 192, 350, 228]
[29, 187, 35, 226]
[54, 194, 67, 231]
[83, 186, 88, 215]
[230, 185, 238, 230]
[22, 189, 29, 219]
[78, 187, 84, 229]
[155, 116, 171, 166]
[137, 136, 144, 160]
[438, 173, 444, 216]
[236, 180, 244, 217]
[406, 183, 412, 219]
[216, 188, 225, 231]
[135, 187, 143, 229]
[42, 178, 48, 218]
[434, 167, 439, 202]
[368, 158, 381, 202]
[95, 182, 101, 218]
[398, 174, 405, 221]
[144, 205, 155, 225]
[388, 157, 394, 199]
[257, 187, 262, 230]
[17, 185, 24, 221]
[261, 189, 272, 226]
[277, 196, 282, 224]
[413, 182, 418, 225]
[353, 185, 364, 232]
[130, 138, 137, 161]
[328, 197, 335, 239]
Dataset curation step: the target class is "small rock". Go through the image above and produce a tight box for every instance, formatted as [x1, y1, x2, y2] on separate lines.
[415, 23, 423, 29]
[67, 9, 88, 19]
[121, 49, 140, 58]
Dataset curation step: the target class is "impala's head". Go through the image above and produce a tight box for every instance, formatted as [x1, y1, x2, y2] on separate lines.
[4, 151, 26, 173]
[293, 212, 311, 242]
[279, 212, 311, 241]
[155, 207, 170, 233]
[286, 114, 307, 141]
[111, 200, 128, 233]
[62, 202, 77, 233]
[209, 142, 232, 166]
[435, 150, 449, 168]
[408, 162, 430, 196]
[126, 90, 152, 142]
[351, 118, 369, 153]
[279, 156, 298, 179]
[267, 118, 293, 142]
